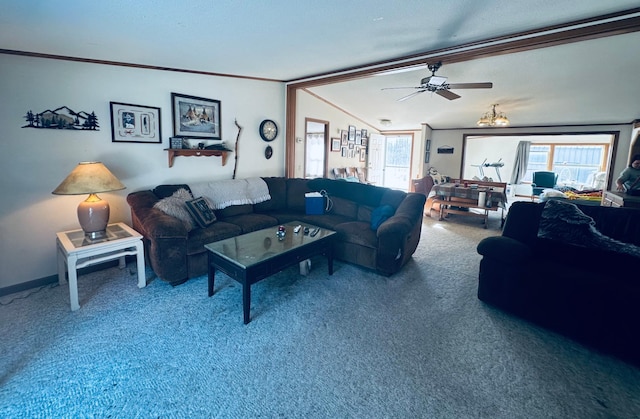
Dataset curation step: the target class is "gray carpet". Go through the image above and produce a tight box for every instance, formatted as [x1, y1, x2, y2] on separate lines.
[1, 213, 639, 418]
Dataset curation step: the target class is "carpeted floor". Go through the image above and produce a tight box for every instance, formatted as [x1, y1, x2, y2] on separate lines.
[1, 212, 639, 418]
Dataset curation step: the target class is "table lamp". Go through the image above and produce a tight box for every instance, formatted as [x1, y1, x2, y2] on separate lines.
[52, 162, 126, 239]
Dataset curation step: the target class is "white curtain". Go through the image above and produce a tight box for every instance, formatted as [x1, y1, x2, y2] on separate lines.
[510, 141, 531, 185]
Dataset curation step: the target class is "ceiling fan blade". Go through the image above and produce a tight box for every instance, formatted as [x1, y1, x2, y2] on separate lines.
[381, 86, 423, 90]
[446, 82, 493, 89]
[397, 90, 426, 102]
[436, 89, 461, 100]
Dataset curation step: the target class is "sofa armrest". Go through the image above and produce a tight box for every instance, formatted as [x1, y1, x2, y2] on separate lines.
[127, 190, 189, 284]
[477, 236, 532, 263]
[127, 191, 188, 238]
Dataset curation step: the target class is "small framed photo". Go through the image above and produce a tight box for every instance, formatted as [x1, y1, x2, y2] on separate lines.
[348, 125, 356, 142]
[171, 92, 221, 139]
[170, 137, 184, 149]
[331, 137, 341, 152]
[355, 130, 362, 145]
[110, 102, 161, 143]
[361, 137, 368, 147]
[361, 129, 368, 139]
[341, 146, 348, 157]
[341, 130, 348, 144]
[349, 142, 354, 149]
[359, 148, 366, 162]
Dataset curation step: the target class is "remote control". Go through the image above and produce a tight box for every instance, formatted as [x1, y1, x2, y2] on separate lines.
[309, 228, 320, 237]
[294, 225, 301, 233]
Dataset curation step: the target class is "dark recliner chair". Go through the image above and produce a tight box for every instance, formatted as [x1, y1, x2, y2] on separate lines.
[531, 171, 558, 197]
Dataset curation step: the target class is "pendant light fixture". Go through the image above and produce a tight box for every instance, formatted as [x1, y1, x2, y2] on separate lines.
[477, 104, 510, 127]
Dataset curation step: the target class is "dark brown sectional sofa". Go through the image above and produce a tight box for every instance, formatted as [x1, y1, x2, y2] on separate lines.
[477, 200, 640, 365]
[126, 177, 426, 285]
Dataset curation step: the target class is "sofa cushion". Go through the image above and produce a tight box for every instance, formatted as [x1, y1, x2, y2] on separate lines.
[286, 178, 312, 211]
[216, 203, 253, 218]
[333, 221, 378, 248]
[222, 213, 279, 234]
[255, 177, 287, 211]
[329, 196, 358, 219]
[153, 188, 195, 231]
[308, 178, 385, 207]
[153, 184, 192, 199]
[301, 213, 356, 230]
[357, 205, 374, 223]
[379, 189, 407, 210]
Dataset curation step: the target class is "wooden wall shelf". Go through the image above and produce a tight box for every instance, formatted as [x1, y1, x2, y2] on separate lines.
[165, 148, 230, 168]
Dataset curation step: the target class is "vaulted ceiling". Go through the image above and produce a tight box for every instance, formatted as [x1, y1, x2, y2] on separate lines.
[2, 1, 639, 130]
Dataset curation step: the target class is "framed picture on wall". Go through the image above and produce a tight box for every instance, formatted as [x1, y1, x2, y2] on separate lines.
[348, 125, 356, 142]
[361, 129, 368, 139]
[331, 137, 341, 152]
[110, 102, 161, 143]
[341, 130, 348, 144]
[359, 148, 366, 162]
[341, 147, 348, 157]
[171, 92, 221, 139]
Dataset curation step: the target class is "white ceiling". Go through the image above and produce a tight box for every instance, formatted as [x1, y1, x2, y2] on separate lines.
[2, 1, 640, 130]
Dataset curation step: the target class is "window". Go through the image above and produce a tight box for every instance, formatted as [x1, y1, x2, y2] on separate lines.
[524, 143, 608, 188]
[384, 135, 412, 191]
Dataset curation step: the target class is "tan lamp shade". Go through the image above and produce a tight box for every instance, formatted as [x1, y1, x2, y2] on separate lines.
[53, 162, 126, 239]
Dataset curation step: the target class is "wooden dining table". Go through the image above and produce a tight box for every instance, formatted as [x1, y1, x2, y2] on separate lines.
[431, 182, 507, 228]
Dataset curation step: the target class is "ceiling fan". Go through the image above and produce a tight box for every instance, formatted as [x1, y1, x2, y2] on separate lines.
[381, 61, 493, 102]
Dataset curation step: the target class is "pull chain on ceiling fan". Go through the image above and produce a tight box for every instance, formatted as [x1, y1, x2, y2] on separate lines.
[381, 61, 493, 101]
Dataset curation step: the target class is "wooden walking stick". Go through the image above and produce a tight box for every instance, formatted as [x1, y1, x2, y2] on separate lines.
[232, 118, 242, 179]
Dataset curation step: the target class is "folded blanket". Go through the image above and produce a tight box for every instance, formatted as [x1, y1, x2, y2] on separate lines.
[190, 177, 271, 210]
[537, 199, 640, 258]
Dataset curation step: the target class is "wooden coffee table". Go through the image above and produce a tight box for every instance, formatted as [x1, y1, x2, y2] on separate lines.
[205, 221, 336, 324]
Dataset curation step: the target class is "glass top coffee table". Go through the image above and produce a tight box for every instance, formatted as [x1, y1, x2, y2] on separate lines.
[205, 221, 336, 324]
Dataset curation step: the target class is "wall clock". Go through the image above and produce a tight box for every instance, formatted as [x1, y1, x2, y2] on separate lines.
[259, 119, 278, 142]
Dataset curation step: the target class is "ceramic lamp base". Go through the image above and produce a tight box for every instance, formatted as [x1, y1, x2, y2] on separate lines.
[77, 193, 110, 239]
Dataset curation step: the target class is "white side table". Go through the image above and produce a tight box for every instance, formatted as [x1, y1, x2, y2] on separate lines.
[56, 222, 146, 311]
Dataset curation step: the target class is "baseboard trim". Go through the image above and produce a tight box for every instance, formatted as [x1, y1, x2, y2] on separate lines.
[0, 257, 132, 298]
[0, 275, 58, 297]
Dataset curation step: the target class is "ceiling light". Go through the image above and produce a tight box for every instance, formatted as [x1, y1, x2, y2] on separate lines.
[427, 76, 447, 86]
[477, 104, 510, 127]
[380, 119, 392, 126]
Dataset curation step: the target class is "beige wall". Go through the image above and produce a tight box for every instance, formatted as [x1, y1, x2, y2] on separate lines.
[0, 53, 285, 290]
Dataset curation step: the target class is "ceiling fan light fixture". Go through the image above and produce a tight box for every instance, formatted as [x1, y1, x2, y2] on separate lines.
[477, 104, 509, 127]
[427, 75, 447, 86]
[380, 118, 392, 126]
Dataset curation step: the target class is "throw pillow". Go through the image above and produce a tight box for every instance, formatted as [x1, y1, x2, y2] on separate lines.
[153, 188, 195, 232]
[537, 199, 640, 258]
[370, 204, 395, 230]
[185, 197, 217, 228]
